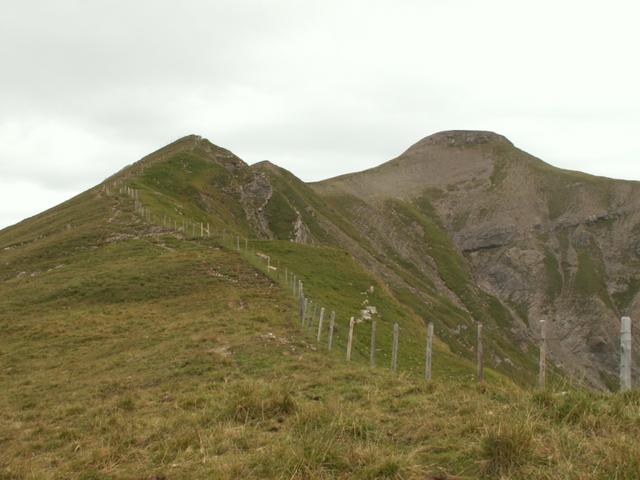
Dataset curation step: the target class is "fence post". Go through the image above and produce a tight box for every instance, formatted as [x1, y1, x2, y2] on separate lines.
[302, 298, 309, 326]
[309, 304, 318, 329]
[317, 307, 325, 342]
[346, 317, 355, 361]
[370, 320, 377, 368]
[293, 275, 297, 297]
[391, 323, 399, 371]
[305, 300, 312, 327]
[328, 312, 335, 351]
[621, 316, 632, 391]
[539, 319, 546, 390]
[477, 322, 484, 383]
[201, 222, 204, 237]
[425, 322, 433, 381]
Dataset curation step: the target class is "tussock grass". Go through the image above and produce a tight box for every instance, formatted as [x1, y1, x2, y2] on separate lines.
[222, 380, 296, 423]
[480, 419, 534, 476]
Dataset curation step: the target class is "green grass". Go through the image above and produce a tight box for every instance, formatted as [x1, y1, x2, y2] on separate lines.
[385, 196, 540, 382]
[3, 140, 640, 478]
[543, 247, 563, 301]
[573, 244, 614, 310]
[249, 240, 476, 380]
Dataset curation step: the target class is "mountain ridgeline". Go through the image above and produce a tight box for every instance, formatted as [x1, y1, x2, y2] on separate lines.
[6, 130, 640, 477]
[98, 131, 638, 388]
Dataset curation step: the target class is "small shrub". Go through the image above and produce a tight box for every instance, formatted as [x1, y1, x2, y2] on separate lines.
[293, 404, 375, 441]
[617, 389, 640, 407]
[223, 380, 296, 422]
[533, 390, 602, 425]
[117, 396, 135, 411]
[554, 391, 599, 424]
[480, 422, 533, 476]
[531, 390, 556, 410]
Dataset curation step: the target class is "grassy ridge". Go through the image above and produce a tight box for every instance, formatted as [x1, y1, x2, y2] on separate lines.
[2, 157, 640, 478]
[249, 240, 479, 381]
[3, 193, 640, 478]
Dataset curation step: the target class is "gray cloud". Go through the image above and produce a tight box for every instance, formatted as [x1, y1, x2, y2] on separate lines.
[1, 0, 639, 228]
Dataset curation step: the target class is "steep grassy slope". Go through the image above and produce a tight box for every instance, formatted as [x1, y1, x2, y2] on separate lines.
[251, 162, 543, 385]
[3, 159, 640, 479]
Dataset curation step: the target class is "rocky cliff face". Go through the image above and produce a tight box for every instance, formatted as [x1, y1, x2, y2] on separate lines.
[310, 131, 640, 389]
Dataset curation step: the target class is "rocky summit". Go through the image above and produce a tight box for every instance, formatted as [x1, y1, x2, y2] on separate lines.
[310, 131, 640, 389]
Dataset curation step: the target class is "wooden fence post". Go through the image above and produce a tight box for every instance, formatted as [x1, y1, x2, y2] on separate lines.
[539, 319, 546, 390]
[328, 312, 335, 351]
[309, 304, 318, 329]
[477, 323, 484, 383]
[236, 236, 240, 251]
[621, 316, 632, 391]
[391, 322, 399, 371]
[245, 238, 248, 250]
[317, 308, 325, 342]
[347, 317, 355, 361]
[302, 298, 309, 326]
[305, 300, 312, 327]
[370, 320, 377, 368]
[201, 222, 204, 237]
[292, 275, 297, 297]
[425, 322, 433, 381]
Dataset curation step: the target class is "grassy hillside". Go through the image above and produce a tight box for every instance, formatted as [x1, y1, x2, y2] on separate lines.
[2, 187, 640, 479]
[257, 161, 545, 385]
[3, 136, 640, 478]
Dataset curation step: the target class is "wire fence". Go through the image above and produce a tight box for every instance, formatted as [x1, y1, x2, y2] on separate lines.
[102, 180, 636, 391]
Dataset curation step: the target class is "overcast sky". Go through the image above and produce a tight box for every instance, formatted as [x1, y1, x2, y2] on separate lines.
[1, 0, 639, 229]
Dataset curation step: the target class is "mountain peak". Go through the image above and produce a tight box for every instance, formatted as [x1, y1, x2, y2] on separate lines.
[410, 130, 513, 150]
